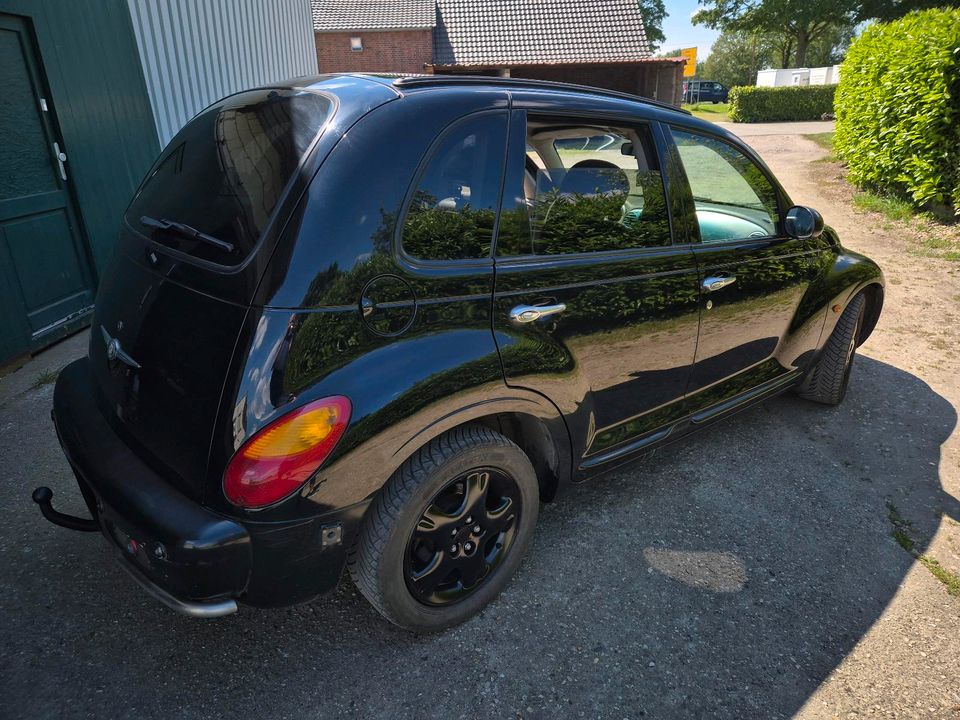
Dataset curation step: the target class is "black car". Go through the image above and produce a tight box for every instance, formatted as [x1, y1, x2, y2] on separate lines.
[36, 74, 883, 633]
[684, 80, 729, 104]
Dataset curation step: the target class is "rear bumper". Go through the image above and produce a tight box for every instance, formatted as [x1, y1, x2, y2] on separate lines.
[52, 359, 253, 611]
[48, 358, 366, 614]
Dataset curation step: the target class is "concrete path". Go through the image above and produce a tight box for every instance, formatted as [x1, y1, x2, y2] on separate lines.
[715, 120, 835, 136]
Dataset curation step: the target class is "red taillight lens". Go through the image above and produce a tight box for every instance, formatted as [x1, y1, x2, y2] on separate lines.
[223, 396, 351, 509]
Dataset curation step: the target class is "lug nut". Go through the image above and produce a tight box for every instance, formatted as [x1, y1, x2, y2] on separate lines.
[451, 529, 457, 537]
[465, 516, 473, 524]
[473, 525, 481, 534]
[450, 544, 458, 553]
[464, 542, 474, 552]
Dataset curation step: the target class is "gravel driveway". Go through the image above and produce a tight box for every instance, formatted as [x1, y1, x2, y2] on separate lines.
[1, 131, 958, 720]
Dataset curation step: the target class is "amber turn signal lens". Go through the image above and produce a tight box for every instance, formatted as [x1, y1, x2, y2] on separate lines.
[223, 396, 351, 508]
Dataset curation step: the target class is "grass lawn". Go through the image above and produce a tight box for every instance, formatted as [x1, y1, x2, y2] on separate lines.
[683, 102, 730, 123]
[808, 131, 835, 151]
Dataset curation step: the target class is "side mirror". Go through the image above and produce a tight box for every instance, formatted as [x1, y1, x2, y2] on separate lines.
[784, 205, 824, 239]
[620, 142, 634, 156]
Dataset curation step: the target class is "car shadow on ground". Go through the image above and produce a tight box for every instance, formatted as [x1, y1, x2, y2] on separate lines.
[4, 356, 957, 719]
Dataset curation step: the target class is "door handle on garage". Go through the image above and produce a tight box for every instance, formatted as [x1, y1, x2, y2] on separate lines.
[509, 303, 566, 323]
[702, 275, 737, 292]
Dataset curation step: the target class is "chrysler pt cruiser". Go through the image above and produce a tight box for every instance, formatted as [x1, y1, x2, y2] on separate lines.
[35, 74, 883, 632]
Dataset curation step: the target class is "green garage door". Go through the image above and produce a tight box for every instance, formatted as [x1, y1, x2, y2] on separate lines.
[0, 13, 94, 364]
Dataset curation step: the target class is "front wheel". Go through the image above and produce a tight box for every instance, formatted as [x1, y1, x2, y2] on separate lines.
[348, 425, 539, 632]
[797, 293, 866, 405]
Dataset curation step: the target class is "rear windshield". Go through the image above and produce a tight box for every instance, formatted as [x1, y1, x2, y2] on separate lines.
[126, 88, 334, 265]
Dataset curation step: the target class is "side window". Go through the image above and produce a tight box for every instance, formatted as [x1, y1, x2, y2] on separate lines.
[497, 121, 671, 256]
[670, 128, 779, 243]
[401, 112, 507, 261]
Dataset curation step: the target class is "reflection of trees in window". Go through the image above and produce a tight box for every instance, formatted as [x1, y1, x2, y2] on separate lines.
[399, 112, 507, 261]
[529, 169, 671, 255]
[402, 190, 495, 261]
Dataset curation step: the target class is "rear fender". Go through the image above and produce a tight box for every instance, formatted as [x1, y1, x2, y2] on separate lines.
[208, 307, 573, 522]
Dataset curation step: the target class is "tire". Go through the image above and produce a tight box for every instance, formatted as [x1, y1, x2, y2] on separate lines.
[796, 293, 866, 405]
[348, 424, 539, 632]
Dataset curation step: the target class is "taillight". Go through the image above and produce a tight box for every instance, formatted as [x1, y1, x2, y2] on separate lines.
[224, 396, 351, 509]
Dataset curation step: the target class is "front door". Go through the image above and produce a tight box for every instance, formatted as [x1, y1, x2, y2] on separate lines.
[666, 126, 830, 410]
[492, 109, 701, 470]
[0, 13, 95, 363]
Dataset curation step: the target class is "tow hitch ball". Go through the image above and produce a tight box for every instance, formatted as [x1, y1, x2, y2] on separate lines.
[32, 486, 98, 532]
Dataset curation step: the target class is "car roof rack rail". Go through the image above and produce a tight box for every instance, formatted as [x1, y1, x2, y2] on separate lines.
[392, 75, 692, 116]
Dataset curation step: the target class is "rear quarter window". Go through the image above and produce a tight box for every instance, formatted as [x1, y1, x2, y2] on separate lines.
[400, 111, 508, 262]
[126, 88, 334, 265]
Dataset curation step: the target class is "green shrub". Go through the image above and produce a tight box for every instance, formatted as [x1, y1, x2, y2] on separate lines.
[834, 8, 960, 214]
[728, 85, 836, 123]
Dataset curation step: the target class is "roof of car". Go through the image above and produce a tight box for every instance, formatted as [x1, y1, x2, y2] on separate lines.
[390, 75, 691, 116]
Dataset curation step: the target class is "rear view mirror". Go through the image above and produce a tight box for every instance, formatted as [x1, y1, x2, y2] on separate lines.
[785, 205, 824, 239]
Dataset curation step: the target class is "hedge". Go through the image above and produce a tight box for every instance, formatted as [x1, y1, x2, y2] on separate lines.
[834, 8, 960, 214]
[728, 85, 836, 123]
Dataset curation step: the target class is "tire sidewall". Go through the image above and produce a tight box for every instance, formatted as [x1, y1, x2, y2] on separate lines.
[374, 441, 539, 632]
[838, 295, 866, 398]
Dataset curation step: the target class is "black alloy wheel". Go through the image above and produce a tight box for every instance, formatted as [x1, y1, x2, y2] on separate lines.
[404, 467, 521, 605]
[349, 424, 539, 632]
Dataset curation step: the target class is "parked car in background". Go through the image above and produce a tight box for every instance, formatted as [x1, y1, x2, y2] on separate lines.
[684, 80, 729, 104]
[34, 74, 883, 633]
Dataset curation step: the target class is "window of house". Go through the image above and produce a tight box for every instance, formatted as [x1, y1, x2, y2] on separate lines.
[350, 36, 362, 52]
[497, 120, 671, 256]
[670, 128, 779, 243]
[401, 112, 508, 261]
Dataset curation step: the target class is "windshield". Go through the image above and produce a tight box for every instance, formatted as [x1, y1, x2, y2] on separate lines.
[126, 88, 334, 265]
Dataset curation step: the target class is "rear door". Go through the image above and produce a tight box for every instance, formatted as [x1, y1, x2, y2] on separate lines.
[492, 106, 701, 469]
[666, 126, 830, 412]
[0, 14, 95, 362]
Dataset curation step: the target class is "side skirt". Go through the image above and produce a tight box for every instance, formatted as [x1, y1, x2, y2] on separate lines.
[577, 369, 803, 478]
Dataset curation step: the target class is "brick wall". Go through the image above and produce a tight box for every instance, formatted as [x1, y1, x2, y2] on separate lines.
[315, 30, 433, 74]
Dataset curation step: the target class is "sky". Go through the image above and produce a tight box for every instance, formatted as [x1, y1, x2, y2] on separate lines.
[658, 0, 721, 58]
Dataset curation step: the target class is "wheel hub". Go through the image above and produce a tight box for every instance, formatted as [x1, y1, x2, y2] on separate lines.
[403, 467, 521, 606]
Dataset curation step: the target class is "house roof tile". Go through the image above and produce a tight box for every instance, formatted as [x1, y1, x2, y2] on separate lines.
[433, 0, 652, 66]
[311, 0, 436, 31]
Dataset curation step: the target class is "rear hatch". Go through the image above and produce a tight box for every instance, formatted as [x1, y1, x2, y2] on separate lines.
[88, 87, 336, 500]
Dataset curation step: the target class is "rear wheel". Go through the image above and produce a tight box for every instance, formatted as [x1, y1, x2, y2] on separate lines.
[797, 293, 865, 405]
[348, 425, 539, 632]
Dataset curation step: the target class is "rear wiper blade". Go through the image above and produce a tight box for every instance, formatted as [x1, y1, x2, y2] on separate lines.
[139, 215, 234, 253]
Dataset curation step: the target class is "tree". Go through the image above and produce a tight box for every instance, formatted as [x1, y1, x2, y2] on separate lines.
[856, 0, 960, 22]
[700, 22, 853, 87]
[804, 22, 856, 66]
[701, 29, 778, 86]
[693, 0, 856, 67]
[637, 0, 667, 50]
[694, 0, 960, 68]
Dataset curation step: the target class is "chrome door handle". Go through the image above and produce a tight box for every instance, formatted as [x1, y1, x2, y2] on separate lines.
[509, 303, 566, 324]
[702, 275, 736, 292]
[53, 141, 67, 181]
